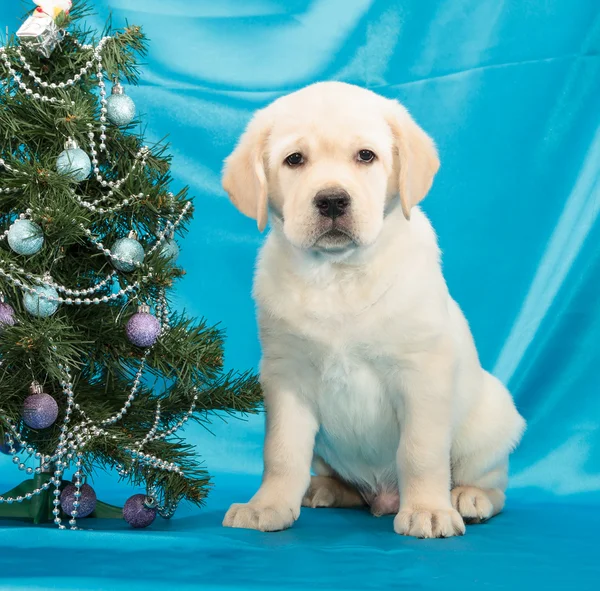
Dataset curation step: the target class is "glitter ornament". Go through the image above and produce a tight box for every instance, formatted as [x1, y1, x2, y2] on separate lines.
[23, 383, 59, 429]
[60, 483, 97, 518]
[106, 82, 136, 126]
[7, 219, 44, 256]
[126, 304, 161, 347]
[56, 138, 92, 182]
[159, 238, 179, 262]
[0, 299, 16, 328]
[123, 494, 157, 528]
[111, 231, 145, 272]
[23, 276, 60, 317]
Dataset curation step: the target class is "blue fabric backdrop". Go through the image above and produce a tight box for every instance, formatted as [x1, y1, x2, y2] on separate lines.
[1, 1, 599, 589]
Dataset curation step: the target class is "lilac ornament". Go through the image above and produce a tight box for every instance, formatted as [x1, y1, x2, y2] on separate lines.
[60, 483, 97, 518]
[22, 383, 58, 429]
[0, 302, 16, 328]
[126, 304, 161, 347]
[123, 494, 157, 528]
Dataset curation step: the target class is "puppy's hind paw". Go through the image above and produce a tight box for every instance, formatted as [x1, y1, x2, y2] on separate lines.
[451, 486, 497, 523]
[302, 477, 338, 508]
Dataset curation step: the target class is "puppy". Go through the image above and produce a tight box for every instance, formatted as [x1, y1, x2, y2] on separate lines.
[221, 81, 525, 538]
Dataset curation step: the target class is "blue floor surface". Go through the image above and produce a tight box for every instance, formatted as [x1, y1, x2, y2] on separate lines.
[1, 475, 599, 590]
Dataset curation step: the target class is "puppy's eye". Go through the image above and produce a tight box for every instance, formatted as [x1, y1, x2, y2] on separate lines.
[285, 152, 304, 167]
[357, 149, 376, 163]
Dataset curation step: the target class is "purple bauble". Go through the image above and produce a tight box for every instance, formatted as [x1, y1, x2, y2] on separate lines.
[123, 494, 157, 528]
[125, 310, 161, 348]
[22, 393, 59, 429]
[0, 302, 16, 327]
[60, 483, 97, 517]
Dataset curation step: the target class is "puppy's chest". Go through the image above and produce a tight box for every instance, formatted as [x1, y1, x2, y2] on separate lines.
[311, 349, 400, 468]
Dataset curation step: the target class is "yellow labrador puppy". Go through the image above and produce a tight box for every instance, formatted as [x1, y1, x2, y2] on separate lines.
[221, 81, 525, 538]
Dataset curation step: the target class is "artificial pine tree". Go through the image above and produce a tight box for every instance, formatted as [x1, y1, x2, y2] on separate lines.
[0, 0, 261, 529]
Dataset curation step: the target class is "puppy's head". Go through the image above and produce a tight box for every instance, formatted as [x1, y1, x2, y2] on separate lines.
[222, 82, 439, 255]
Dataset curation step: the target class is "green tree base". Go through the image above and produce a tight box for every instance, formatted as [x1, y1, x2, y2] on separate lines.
[0, 473, 122, 524]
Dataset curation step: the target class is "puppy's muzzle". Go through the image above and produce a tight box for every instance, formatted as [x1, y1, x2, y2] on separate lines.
[314, 189, 350, 220]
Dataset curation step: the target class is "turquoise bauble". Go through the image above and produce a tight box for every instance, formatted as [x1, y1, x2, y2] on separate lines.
[111, 237, 145, 272]
[7, 219, 44, 255]
[159, 239, 179, 262]
[23, 285, 60, 317]
[56, 141, 91, 182]
[106, 91, 136, 126]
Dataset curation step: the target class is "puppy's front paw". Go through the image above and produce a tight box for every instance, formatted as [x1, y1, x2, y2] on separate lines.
[394, 506, 465, 538]
[223, 502, 297, 532]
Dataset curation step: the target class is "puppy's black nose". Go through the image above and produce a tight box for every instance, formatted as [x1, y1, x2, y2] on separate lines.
[314, 189, 350, 219]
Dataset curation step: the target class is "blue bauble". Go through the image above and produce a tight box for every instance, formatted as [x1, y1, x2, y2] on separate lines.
[111, 237, 145, 272]
[56, 147, 91, 182]
[23, 284, 60, 317]
[159, 239, 179, 262]
[106, 93, 136, 126]
[7, 219, 44, 256]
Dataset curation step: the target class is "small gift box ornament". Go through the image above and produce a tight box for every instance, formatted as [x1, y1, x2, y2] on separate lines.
[16, 1, 72, 58]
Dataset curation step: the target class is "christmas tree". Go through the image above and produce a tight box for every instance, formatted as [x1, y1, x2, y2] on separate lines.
[0, 0, 261, 529]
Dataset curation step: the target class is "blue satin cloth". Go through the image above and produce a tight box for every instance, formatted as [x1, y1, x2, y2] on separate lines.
[1, 1, 600, 589]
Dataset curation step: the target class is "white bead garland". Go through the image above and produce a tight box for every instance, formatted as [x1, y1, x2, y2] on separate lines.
[0, 36, 113, 106]
[87, 124, 149, 188]
[69, 189, 145, 214]
[0, 266, 152, 305]
[16, 47, 95, 90]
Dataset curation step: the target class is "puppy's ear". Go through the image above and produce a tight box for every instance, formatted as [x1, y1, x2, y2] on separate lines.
[386, 100, 440, 220]
[222, 109, 272, 232]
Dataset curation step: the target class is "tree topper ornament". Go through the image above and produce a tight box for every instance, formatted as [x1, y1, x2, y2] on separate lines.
[16, 1, 72, 58]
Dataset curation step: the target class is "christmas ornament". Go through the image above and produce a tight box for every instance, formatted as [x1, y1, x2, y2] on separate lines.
[23, 277, 60, 317]
[159, 238, 179, 262]
[60, 483, 97, 518]
[111, 231, 145, 272]
[56, 138, 91, 182]
[7, 219, 44, 256]
[123, 494, 157, 528]
[22, 383, 59, 429]
[0, 299, 16, 327]
[126, 304, 161, 347]
[16, 7, 65, 58]
[106, 81, 136, 127]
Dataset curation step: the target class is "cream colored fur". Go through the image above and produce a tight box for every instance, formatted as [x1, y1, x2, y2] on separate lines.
[221, 81, 525, 538]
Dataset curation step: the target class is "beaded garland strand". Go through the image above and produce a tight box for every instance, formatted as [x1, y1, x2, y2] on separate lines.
[0, 28, 192, 528]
